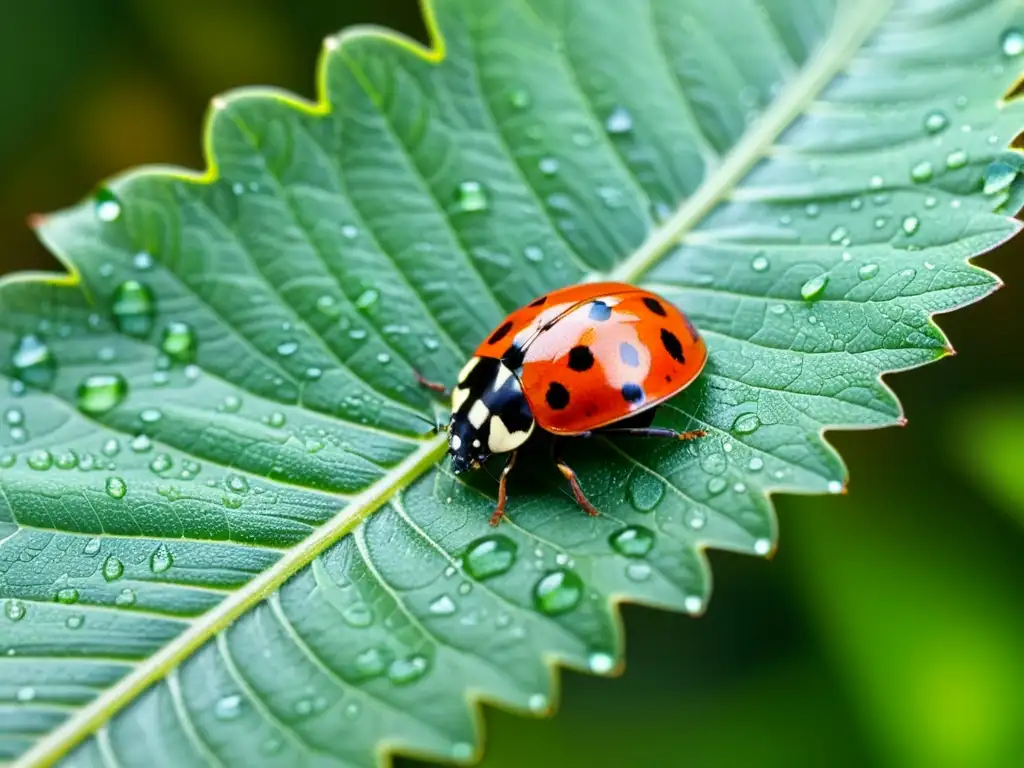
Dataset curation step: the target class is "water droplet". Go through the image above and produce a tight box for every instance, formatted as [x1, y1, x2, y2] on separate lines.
[111, 280, 155, 338]
[160, 322, 197, 364]
[685, 507, 708, 530]
[528, 693, 548, 712]
[354, 647, 390, 678]
[140, 408, 163, 424]
[983, 160, 1017, 196]
[901, 215, 920, 235]
[132, 251, 153, 271]
[751, 255, 769, 272]
[588, 652, 615, 673]
[732, 413, 761, 435]
[131, 434, 152, 453]
[800, 274, 829, 301]
[65, 614, 84, 629]
[605, 106, 633, 134]
[10, 334, 56, 388]
[16, 686, 36, 702]
[354, 289, 379, 309]
[684, 595, 704, 615]
[1001, 28, 1024, 56]
[276, 341, 298, 357]
[463, 535, 517, 580]
[101, 554, 124, 582]
[215, 694, 243, 720]
[945, 149, 969, 170]
[429, 595, 457, 616]
[627, 470, 665, 511]
[316, 295, 340, 317]
[102, 474, 128, 500]
[910, 161, 934, 183]
[149, 454, 173, 474]
[455, 181, 489, 212]
[5, 599, 26, 622]
[828, 226, 849, 244]
[869, 175, 884, 189]
[341, 602, 373, 628]
[115, 588, 136, 606]
[509, 89, 531, 109]
[55, 587, 79, 604]
[56, 450, 79, 470]
[341, 224, 359, 239]
[102, 439, 121, 457]
[150, 544, 173, 573]
[707, 477, 728, 495]
[625, 562, 652, 581]
[748, 456, 764, 472]
[524, 246, 545, 264]
[532, 569, 583, 616]
[26, 449, 51, 471]
[924, 111, 948, 134]
[753, 538, 772, 556]
[538, 157, 559, 176]
[376, 352, 391, 365]
[83, 538, 101, 556]
[344, 702, 361, 719]
[804, 203, 820, 218]
[609, 526, 655, 558]
[94, 189, 122, 222]
[76, 374, 128, 415]
[388, 654, 430, 685]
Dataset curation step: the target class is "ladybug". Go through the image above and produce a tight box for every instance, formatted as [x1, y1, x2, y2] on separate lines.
[418, 281, 708, 526]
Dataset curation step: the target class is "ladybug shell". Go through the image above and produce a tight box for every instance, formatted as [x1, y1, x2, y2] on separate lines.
[473, 282, 707, 435]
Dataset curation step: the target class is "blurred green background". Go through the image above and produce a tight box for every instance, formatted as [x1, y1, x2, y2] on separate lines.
[2, 2, 1022, 767]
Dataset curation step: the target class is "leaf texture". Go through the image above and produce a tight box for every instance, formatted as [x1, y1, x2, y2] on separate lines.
[1, 0, 1022, 765]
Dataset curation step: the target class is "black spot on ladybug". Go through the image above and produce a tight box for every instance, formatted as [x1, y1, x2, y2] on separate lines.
[546, 382, 570, 410]
[660, 329, 686, 364]
[643, 297, 667, 316]
[567, 345, 594, 372]
[588, 301, 612, 321]
[665, 374, 673, 383]
[528, 295, 547, 307]
[619, 342, 640, 368]
[502, 343, 525, 369]
[621, 383, 644, 404]
[488, 321, 514, 345]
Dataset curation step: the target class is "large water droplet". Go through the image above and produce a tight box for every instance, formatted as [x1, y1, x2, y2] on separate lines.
[463, 535, 517, 580]
[112, 281, 155, 338]
[828, 226, 848, 244]
[83, 537, 101, 556]
[77, 374, 128, 415]
[161, 322, 197, 364]
[10, 334, 56, 388]
[588, 652, 615, 673]
[16, 686, 36, 702]
[353, 647, 390, 679]
[901, 215, 920, 235]
[800, 274, 829, 301]
[945, 149, 969, 170]
[858, 263, 879, 280]
[102, 554, 124, 581]
[27, 449, 53, 471]
[115, 588, 136, 606]
[94, 189, 122, 222]
[923, 111, 949, 134]
[55, 587, 79, 604]
[150, 544, 173, 573]
[605, 106, 633, 135]
[215, 694, 243, 720]
[455, 181, 489, 212]
[1001, 28, 1024, 56]
[354, 289, 379, 309]
[341, 601, 373, 628]
[628, 472, 664, 512]
[609, 526, 655, 558]
[751, 255, 769, 272]
[149, 454, 173, 474]
[910, 161, 934, 183]
[532, 569, 583, 616]
[538, 157, 559, 176]
[4, 599, 26, 622]
[388, 654, 430, 685]
[428, 595, 457, 616]
[732, 413, 761, 435]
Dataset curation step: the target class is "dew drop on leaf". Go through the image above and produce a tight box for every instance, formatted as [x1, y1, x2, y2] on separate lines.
[16, 687, 36, 702]
[102, 555, 124, 582]
[160, 321, 197, 364]
[685, 507, 708, 530]
[115, 588, 136, 607]
[608, 525, 655, 558]
[751, 255, 769, 272]
[150, 543, 173, 573]
[588, 652, 615, 673]
[945, 149, 969, 169]
[149, 454, 173, 474]
[800, 274, 829, 301]
[341, 602, 373, 628]
[387, 654, 430, 685]
[532, 569, 583, 616]
[27, 449, 53, 471]
[604, 106, 633, 134]
[428, 595, 457, 616]
[1000, 27, 1024, 56]
[354, 647, 390, 679]
[753, 538, 772, 555]
[463, 535, 517, 580]
[55, 587, 79, 604]
[354, 289, 379, 309]
[77, 374, 128, 415]
[626, 562, 652, 582]
[215, 694, 243, 720]
[111, 280, 156, 338]
[923, 110, 949, 134]
[83, 537, 101, 556]
[748, 457, 765, 472]
[65, 614, 84, 630]
[276, 340, 299, 357]
[94, 188, 122, 222]
[10, 334, 56, 388]
[455, 180, 489, 212]
[910, 161, 934, 183]
[628, 472, 664, 512]
[538, 157, 559, 176]
[684, 595, 704, 615]
[902, 215, 920, 235]
[707, 477, 728, 496]
[4, 599, 26, 622]
[828, 226, 848, 244]
[732, 413, 761, 435]
[528, 693, 548, 712]
[509, 89, 531, 109]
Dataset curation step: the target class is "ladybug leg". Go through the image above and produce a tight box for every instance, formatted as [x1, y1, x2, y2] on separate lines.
[551, 446, 599, 517]
[489, 451, 518, 527]
[414, 371, 450, 398]
[598, 427, 707, 441]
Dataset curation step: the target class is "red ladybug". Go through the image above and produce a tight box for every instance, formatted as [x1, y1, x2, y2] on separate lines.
[419, 281, 708, 525]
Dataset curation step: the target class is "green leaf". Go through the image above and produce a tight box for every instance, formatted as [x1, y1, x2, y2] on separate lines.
[2, 1, 1022, 765]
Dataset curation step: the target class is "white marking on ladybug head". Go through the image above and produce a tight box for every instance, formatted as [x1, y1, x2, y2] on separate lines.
[468, 400, 490, 429]
[488, 414, 534, 454]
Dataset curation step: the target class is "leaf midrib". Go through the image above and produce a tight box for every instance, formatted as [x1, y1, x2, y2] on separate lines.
[19, 2, 892, 765]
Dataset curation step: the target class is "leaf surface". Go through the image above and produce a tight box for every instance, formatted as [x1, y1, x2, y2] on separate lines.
[1, 1, 1022, 765]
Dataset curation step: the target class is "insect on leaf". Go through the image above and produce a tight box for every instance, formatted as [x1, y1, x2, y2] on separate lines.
[1, 1, 1022, 766]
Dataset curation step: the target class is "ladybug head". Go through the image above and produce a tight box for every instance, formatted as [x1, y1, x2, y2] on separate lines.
[448, 356, 535, 474]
